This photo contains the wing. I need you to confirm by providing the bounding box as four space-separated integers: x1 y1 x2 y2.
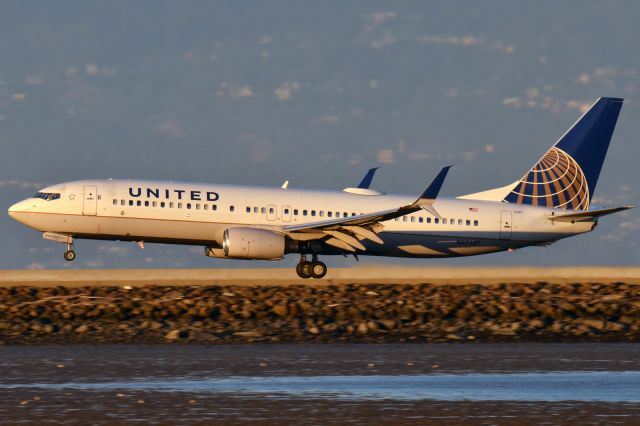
280 166 452 252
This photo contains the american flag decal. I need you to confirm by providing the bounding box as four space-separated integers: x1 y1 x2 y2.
468 207 478 212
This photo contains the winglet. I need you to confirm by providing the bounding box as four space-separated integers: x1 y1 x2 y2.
281 180 289 189
415 166 453 205
357 167 380 189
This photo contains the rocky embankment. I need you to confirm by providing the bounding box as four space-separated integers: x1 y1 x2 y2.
1 282 639 344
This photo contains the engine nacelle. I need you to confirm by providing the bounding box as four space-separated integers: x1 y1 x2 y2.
221 227 285 260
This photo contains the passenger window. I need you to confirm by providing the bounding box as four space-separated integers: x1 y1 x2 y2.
294 209 298 215
187 203 192 209
269 207 275 214
450 219 454 225
261 207 266 214
121 200 125 206
113 199 118 205
403 217 408 222
129 200 134 206
178 203 183 209
419 217 423 223
435 218 440 224
204 204 208 210
311 210 316 217
284 208 290 215
474 220 479 226
335 212 340 217
411 217 415 222
230 206 234 212
328 211 332 217
246 207 251 213
466 219 470 226
427 217 432 223
136 200 142 207
170 202 174 208
458 219 463 225
343 212 348 217
196 204 201 210
303 210 308 216
442 219 447 224
254 207 259 213
145 201 149 207
351 213 356 216
152 201 157 207
212 204 217 211
319 211 324 217
161 202 165 208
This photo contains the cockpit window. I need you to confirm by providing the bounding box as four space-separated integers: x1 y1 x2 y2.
33 192 61 201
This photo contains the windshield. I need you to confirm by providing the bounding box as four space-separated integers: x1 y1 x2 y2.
33 192 61 201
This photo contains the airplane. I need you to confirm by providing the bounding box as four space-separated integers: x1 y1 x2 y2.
8 97 634 279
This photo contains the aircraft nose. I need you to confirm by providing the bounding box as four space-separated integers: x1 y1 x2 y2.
8 200 28 224
8 202 19 218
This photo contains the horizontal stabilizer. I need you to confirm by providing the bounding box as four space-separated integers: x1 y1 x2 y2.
548 206 634 222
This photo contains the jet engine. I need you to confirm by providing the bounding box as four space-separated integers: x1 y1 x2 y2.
220 227 286 260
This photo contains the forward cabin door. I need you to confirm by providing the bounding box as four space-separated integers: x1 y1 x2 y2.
83 185 98 216
499 210 512 240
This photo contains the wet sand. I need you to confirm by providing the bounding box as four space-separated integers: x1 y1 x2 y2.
2 344 640 425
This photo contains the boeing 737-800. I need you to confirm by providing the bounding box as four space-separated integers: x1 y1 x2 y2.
8 97 634 278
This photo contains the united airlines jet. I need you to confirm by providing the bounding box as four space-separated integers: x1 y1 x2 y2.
8 97 633 278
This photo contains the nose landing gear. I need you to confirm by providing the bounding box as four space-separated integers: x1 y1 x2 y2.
42 233 77 262
296 254 327 279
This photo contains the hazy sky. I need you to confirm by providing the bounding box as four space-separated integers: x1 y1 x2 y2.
1 1 638 269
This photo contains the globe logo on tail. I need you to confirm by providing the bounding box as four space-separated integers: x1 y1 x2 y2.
504 147 589 210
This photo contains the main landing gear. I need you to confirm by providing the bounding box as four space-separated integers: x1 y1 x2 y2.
296 254 327 279
64 243 76 262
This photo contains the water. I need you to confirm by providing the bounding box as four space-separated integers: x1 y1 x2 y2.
2 344 640 424
5 372 640 402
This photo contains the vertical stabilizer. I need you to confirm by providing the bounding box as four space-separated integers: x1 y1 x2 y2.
502 97 623 210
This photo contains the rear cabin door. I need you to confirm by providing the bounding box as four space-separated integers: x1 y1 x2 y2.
83 185 98 216
499 210 512 240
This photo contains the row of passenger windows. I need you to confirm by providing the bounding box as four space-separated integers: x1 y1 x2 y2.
113 199 479 226
395 216 479 226
113 199 363 217
245 206 361 218
113 199 218 210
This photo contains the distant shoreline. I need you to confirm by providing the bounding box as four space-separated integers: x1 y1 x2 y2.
1 266 640 287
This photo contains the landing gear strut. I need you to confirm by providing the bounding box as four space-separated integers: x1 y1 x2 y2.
64 243 76 262
296 254 327 279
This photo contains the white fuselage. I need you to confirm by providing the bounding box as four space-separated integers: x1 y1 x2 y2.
8 179 595 259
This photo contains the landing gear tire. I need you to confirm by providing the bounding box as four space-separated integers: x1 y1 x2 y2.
310 261 327 279
297 262 313 279
64 250 76 262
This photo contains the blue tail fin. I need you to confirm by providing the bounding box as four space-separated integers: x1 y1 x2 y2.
503 97 623 210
